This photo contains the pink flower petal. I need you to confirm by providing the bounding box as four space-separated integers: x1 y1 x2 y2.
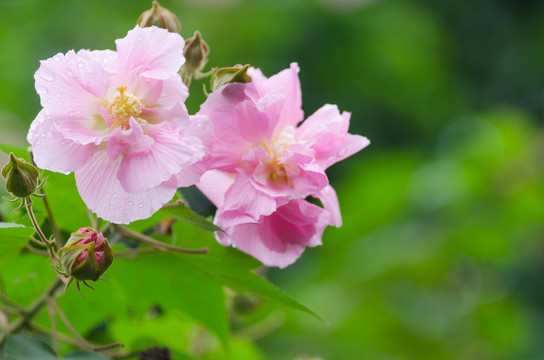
115 26 185 80
219 173 277 226
118 121 205 193
297 104 370 168
316 185 342 227
35 50 111 120
75 150 177 224
216 199 329 268
28 111 96 174
248 62 303 130
197 170 236 208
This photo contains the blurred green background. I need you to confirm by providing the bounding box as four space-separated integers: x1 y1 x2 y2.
1 0 543 359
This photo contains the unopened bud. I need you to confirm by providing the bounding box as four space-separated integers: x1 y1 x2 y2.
59 228 114 282
211 64 252 91
183 31 209 73
137 1 181 33
1 153 40 198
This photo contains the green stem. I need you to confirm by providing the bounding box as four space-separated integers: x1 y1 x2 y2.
25 198 58 264
115 225 208 255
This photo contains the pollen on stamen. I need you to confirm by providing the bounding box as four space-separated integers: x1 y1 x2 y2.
107 85 142 129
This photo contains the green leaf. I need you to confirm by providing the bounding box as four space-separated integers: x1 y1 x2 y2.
172 223 325 322
56 251 230 348
4 335 56 360
0 143 30 162
162 201 222 233
0 222 34 260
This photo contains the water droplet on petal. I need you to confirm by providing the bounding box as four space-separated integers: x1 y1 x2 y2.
112 193 118 198
53 54 62 62
36 86 48 94
67 70 74 77
109 205 115 210
77 62 84 68
128 201 133 206
232 244 237 248
138 203 144 208
137 35 143 41
38 71 54 82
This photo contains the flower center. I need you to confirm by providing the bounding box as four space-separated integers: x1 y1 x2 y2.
264 126 296 186
107 86 142 129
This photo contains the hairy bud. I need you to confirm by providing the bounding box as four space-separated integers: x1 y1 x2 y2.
211 64 252 91
183 31 209 73
137 1 181 33
1 153 40 198
59 228 114 282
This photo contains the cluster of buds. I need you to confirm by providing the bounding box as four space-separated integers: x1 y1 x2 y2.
1 153 41 199
58 228 114 285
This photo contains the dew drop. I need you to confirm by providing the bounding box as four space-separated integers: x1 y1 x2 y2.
67 70 74 77
109 205 115 210
137 35 143 41
128 201 133 206
57 101 62 106
38 71 54 82
53 54 62 62
106 193 111 198
338 148 347 157
138 203 144 208
232 244 237 248
36 86 48 94
112 193 118 198
77 62 84 68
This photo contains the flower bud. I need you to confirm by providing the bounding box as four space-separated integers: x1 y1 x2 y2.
210 64 252 91
1 153 40 198
183 31 209 73
58 228 114 282
137 1 181 33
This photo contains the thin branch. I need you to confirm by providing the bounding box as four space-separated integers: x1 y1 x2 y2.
5 278 64 336
0 294 25 313
115 248 158 259
49 299 124 351
25 198 52 246
114 225 208 255
46 299 58 356
32 324 126 353
25 243 49 256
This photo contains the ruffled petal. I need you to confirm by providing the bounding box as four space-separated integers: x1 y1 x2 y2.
115 26 185 80
316 185 342 227
198 83 262 171
248 62 303 130
27 111 96 174
75 150 176 224
218 173 277 227
296 104 370 169
118 121 205 193
197 170 236 208
35 50 111 121
215 199 329 268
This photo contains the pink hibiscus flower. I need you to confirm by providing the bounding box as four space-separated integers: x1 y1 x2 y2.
28 26 210 224
197 63 369 267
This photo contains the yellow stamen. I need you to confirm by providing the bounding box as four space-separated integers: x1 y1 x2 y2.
107 86 142 129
